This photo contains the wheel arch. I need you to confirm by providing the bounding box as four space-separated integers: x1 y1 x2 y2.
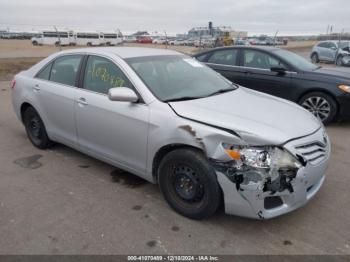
152 143 205 183
20 102 34 122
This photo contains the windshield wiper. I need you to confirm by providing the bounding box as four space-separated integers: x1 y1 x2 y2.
206 87 236 97
163 96 203 102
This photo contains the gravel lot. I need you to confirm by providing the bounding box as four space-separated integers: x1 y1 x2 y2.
0 40 350 255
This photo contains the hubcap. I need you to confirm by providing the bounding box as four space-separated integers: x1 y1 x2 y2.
172 165 204 203
302 96 331 121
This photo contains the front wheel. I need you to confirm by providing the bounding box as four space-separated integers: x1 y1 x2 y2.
23 107 53 149
336 56 344 66
311 53 319 63
158 148 221 219
299 92 337 125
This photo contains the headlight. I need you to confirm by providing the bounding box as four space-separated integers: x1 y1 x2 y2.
222 144 301 170
338 84 350 93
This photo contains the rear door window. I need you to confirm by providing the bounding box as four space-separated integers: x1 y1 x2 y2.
36 62 52 80
242 50 286 70
207 49 238 66
50 55 82 86
317 42 328 48
83 55 133 95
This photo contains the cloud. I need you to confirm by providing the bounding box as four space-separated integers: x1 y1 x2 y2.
0 0 349 35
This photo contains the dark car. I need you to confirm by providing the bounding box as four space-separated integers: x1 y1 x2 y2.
193 46 350 124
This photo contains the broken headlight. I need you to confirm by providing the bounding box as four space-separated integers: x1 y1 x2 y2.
217 144 302 193
222 144 301 170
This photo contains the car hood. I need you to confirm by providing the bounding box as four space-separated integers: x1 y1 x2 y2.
169 87 320 145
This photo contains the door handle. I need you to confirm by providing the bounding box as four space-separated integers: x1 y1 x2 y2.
77 97 88 105
33 84 40 91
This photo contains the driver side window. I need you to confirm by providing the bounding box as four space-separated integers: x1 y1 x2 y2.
83 56 133 95
243 50 286 70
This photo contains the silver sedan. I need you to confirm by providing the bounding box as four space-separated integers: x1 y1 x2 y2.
11 47 330 219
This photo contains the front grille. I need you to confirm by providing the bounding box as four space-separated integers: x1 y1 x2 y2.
295 141 327 165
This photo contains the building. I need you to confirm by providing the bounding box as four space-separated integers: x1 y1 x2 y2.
188 23 247 38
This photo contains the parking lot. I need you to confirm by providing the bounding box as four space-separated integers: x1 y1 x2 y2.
0 40 350 255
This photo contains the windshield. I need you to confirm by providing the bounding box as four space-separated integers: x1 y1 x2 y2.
126 55 236 102
273 49 318 71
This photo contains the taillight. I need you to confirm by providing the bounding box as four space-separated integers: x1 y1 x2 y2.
11 79 16 89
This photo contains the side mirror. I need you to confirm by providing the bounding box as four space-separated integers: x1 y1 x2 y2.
270 66 286 74
330 46 337 50
108 87 139 102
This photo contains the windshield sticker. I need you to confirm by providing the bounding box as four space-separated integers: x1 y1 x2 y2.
183 58 204 68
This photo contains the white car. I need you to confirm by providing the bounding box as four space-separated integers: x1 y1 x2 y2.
11 47 329 220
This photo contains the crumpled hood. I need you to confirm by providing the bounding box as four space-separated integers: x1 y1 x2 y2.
169 87 320 145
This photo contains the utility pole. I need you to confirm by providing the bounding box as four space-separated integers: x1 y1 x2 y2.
164 30 168 49
273 30 279 46
53 25 62 51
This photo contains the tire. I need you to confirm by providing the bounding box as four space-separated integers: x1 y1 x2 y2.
23 107 53 149
311 53 319 63
299 92 337 125
336 55 344 66
87 42 92 46
158 148 221 219
32 41 38 46
55 41 60 47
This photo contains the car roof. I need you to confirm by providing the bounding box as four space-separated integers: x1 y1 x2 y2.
193 45 280 56
57 47 181 59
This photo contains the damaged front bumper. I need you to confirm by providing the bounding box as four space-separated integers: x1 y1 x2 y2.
214 128 330 219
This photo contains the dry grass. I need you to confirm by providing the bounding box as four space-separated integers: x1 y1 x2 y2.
0 57 43 80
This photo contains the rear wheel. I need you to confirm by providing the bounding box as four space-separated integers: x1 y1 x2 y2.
311 53 319 63
23 107 53 149
299 92 337 125
158 148 221 219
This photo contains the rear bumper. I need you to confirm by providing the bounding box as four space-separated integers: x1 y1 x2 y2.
216 129 330 219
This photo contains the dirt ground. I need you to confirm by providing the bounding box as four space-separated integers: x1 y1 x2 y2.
1 79 350 255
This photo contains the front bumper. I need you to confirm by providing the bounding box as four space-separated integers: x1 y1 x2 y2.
216 128 330 219
341 55 350 65
337 93 350 119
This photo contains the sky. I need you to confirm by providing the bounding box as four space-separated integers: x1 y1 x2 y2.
0 0 349 36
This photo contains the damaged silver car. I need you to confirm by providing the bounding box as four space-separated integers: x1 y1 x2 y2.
11 47 330 219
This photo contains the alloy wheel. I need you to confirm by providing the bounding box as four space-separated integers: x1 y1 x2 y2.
301 96 331 121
